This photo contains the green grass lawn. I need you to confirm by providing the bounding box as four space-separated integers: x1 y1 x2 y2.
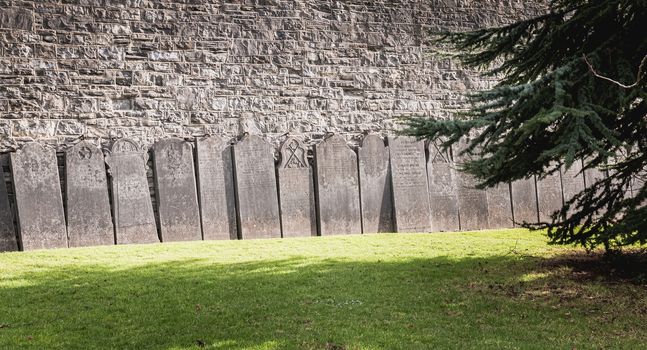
1 229 646 349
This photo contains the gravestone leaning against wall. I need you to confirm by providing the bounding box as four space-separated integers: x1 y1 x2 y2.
561 159 585 214
105 138 159 244
314 134 362 235
452 139 490 231
358 134 394 233
195 136 238 240
65 141 115 247
426 140 459 232
536 167 563 222
511 177 539 226
0 155 17 251
153 138 202 242
277 137 317 237
388 136 431 233
232 134 281 239
11 142 67 250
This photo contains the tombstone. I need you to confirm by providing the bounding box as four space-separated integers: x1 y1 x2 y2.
486 183 513 229
536 169 563 222
277 137 317 237
561 159 585 211
232 135 281 239
105 138 159 244
195 136 237 240
358 134 394 233
388 136 431 233
313 134 362 235
453 140 489 231
65 141 115 247
153 138 202 242
426 140 459 232
583 165 607 189
0 155 17 251
511 177 539 226
11 142 67 250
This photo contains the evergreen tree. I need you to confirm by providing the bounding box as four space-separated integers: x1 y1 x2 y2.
403 0 647 250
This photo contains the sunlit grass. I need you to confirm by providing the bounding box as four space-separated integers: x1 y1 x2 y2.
0 229 646 349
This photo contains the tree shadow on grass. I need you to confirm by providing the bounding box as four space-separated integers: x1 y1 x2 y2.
1 252 647 350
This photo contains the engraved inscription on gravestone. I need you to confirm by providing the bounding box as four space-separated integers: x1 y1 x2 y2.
486 183 513 229
536 169 563 222
65 141 115 247
11 142 67 250
511 177 539 226
232 135 281 239
277 137 317 237
426 140 459 232
388 136 431 233
153 138 202 242
195 136 237 240
453 139 489 231
0 155 17 252
105 138 159 244
314 134 362 235
358 134 394 233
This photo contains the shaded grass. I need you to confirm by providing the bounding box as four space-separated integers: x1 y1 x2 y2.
0 229 646 349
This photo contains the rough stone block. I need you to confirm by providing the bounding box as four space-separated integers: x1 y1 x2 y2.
511 177 539 226
314 134 362 235
426 140 459 232
277 137 317 237
195 136 237 240
65 141 114 247
232 135 281 239
153 138 202 242
105 138 159 244
11 142 67 250
358 134 394 233
0 155 17 252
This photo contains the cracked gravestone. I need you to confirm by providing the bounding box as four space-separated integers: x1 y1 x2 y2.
65 141 114 247
105 138 159 244
314 134 362 235
232 135 281 239
11 142 67 250
358 134 394 233
153 138 202 242
195 136 237 240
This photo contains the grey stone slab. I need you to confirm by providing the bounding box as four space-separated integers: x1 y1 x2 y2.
232 135 281 239
0 155 17 252
153 138 202 242
536 170 563 222
11 142 67 250
511 177 538 226
486 183 513 229
105 138 159 244
561 160 585 208
426 140 459 232
195 136 237 240
453 140 489 231
358 134 394 233
65 141 114 247
584 166 607 189
388 136 431 233
277 137 317 237
314 134 362 235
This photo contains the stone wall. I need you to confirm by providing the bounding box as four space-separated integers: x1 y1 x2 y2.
0 0 543 152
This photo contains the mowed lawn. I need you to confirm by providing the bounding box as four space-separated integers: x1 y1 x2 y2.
1 230 646 349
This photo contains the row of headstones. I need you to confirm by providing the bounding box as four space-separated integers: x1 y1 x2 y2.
0 134 600 251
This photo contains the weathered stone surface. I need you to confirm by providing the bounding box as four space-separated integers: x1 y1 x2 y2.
388 136 431 233
277 137 317 237
153 138 202 242
511 177 538 226
314 135 362 235
105 138 159 244
195 136 237 240
232 135 281 239
0 155 17 252
561 160 585 209
426 140 459 232
11 142 67 250
358 134 394 233
453 140 489 231
536 170 563 222
486 183 513 229
584 166 607 189
65 141 114 247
